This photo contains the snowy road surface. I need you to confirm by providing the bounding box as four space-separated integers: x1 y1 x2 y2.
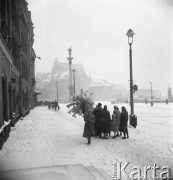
0 103 173 177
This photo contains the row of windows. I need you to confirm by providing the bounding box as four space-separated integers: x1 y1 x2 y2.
1 72 30 125
0 0 32 74
12 35 20 71
1 73 16 124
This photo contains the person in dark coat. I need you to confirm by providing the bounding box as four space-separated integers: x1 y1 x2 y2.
83 105 95 145
54 100 58 111
48 102 51 110
51 101 54 109
99 105 111 139
93 103 102 137
119 106 129 139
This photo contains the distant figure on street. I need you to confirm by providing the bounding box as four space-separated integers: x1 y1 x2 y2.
54 100 58 111
48 102 51 110
99 105 111 139
93 103 102 138
119 106 129 139
51 101 54 109
83 104 95 145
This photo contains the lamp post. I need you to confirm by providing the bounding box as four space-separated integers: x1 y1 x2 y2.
56 81 58 104
67 47 73 102
126 29 137 128
72 69 76 95
150 82 153 106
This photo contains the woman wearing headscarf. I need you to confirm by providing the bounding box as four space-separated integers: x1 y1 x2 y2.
110 110 117 138
119 106 129 139
110 106 121 138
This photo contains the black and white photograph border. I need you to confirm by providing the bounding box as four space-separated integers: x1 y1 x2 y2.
0 0 173 180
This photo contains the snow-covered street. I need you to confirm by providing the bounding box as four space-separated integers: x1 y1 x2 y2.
0 103 173 177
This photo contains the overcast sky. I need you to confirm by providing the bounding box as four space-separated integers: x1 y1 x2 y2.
27 0 173 97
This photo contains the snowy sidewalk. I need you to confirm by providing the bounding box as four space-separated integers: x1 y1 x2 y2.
0 104 173 178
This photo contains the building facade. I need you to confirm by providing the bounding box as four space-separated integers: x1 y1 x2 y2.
36 59 92 103
89 79 113 101
168 87 173 101
0 0 36 149
89 80 129 102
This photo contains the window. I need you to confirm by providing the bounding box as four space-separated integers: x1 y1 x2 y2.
2 73 7 122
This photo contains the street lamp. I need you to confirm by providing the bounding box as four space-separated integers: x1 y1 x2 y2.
150 82 153 106
72 69 76 95
126 29 137 128
56 81 58 104
67 47 73 102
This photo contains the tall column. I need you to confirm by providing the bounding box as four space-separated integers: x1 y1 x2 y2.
72 69 76 95
67 47 73 102
56 81 58 104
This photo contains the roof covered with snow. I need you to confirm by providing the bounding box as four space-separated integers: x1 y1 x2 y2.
58 71 69 80
90 79 112 87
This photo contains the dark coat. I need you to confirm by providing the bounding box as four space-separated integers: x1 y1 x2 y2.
83 112 95 139
93 107 102 134
54 101 58 107
119 111 128 132
98 109 111 133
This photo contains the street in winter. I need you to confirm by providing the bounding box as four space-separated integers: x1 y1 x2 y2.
0 103 173 179
0 0 173 179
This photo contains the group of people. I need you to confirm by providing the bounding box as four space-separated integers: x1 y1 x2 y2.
48 100 60 111
83 103 129 145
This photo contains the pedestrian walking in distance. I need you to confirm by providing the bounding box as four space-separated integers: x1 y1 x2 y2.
83 105 95 145
54 100 58 111
119 106 129 139
48 102 51 110
51 101 54 109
